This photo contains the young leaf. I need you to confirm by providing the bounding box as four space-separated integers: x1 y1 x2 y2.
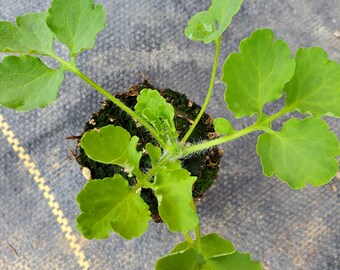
0 56 64 112
213 118 234 135
257 118 340 189
0 12 54 55
185 0 244 43
153 162 198 233
156 248 205 270
172 233 235 257
208 0 244 42
80 125 142 174
76 175 151 240
284 47 340 117
135 89 178 144
46 0 106 55
222 29 295 118
202 252 263 270
145 142 162 167
185 11 216 43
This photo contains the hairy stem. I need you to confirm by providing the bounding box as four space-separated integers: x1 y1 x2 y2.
180 37 222 144
140 152 173 186
182 106 291 156
261 106 293 126
50 54 168 149
183 123 260 156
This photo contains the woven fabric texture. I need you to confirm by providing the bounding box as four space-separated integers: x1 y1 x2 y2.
0 0 339 269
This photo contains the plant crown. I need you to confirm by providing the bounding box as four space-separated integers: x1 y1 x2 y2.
0 0 339 269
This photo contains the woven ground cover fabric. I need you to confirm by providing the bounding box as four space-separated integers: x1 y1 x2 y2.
0 0 339 269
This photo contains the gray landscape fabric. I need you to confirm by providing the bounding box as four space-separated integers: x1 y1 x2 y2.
0 0 339 269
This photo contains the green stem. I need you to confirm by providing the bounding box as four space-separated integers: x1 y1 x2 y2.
139 152 173 186
261 106 293 126
190 201 202 252
50 54 167 149
131 182 142 193
182 106 292 157
185 233 195 247
195 224 202 252
183 123 260 156
180 37 222 144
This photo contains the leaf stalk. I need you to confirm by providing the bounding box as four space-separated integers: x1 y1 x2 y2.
180 36 222 144
185 233 195 247
190 201 202 252
182 107 291 156
50 53 168 149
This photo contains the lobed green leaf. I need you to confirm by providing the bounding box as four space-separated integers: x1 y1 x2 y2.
284 47 340 117
80 125 142 174
0 55 64 112
135 89 177 144
257 118 340 189
172 233 235 257
46 0 106 55
159 233 262 270
222 28 295 118
76 175 151 240
153 162 198 234
201 252 263 270
0 12 54 55
185 0 244 43
156 248 205 270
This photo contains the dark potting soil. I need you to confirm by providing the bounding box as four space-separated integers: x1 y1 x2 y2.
76 81 223 222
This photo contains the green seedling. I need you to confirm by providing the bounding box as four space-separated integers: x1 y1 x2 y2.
0 0 339 269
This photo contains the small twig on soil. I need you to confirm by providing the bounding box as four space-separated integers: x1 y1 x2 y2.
67 147 80 162
6 242 18 257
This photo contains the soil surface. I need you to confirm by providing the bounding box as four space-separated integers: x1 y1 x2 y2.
77 81 223 222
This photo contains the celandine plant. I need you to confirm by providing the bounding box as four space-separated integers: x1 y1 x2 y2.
0 0 339 269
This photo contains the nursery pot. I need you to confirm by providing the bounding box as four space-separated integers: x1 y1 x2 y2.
76 81 223 222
